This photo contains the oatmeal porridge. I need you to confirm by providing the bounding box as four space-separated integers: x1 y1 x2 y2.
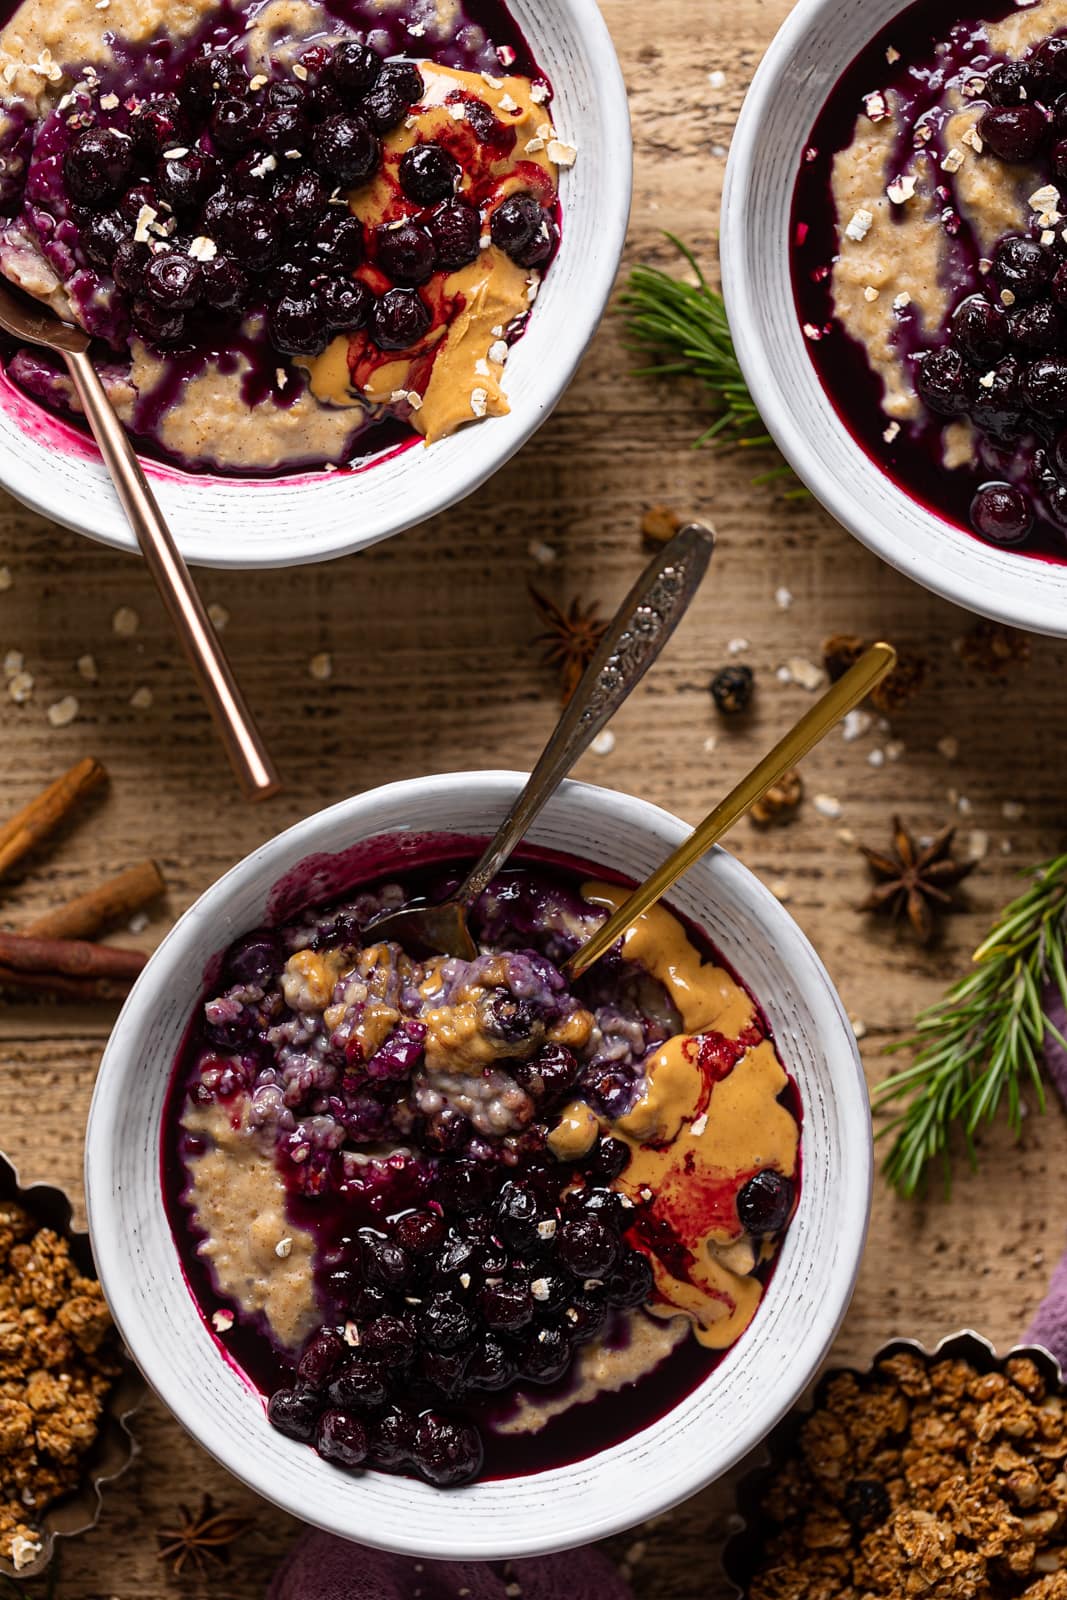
162 848 802 1488
0 0 568 474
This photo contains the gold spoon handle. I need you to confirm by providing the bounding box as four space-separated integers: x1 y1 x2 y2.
63 348 281 802
565 642 897 981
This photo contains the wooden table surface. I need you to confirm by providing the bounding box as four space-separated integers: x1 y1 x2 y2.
2 0 1066 1593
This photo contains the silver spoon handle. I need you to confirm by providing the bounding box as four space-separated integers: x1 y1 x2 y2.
456 522 716 906
63 348 281 803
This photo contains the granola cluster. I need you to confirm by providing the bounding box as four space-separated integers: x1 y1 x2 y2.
0 1201 121 1570
746 1351 1067 1600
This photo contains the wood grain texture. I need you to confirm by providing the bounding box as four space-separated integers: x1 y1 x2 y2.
2 0 1066 1592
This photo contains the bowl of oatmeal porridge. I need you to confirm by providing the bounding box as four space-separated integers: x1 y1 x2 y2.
85 771 870 1557
722 0 1067 636
0 0 630 566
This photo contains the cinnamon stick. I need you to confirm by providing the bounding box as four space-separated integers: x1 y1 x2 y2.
0 931 146 982
0 966 136 1003
25 859 165 941
0 758 108 879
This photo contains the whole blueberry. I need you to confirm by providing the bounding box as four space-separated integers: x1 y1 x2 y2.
130 93 187 156
182 50 248 113
586 1136 631 1182
227 197 282 267
419 1347 470 1399
81 210 127 268
370 1407 416 1467
131 296 187 345
261 103 310 152
211 95 262 153
361 1234 412 1290
267 1384 321 1441
312 113 380 185
412 1412 483 1487
843 1478 892 1531
1036 35 1067 87
427 199 481 271
230 148 280 197
557 1215 619 1280
994 235 1055 302
363 61 423 134
321 275 372 332
970 358 1026 439
606 1248 655 1309
315 1408 368 1469
370 285 431 350
393 1209 446 1256
490 192 557 267
64 127 135 206
978 103 1049 162
328 1357 388 1411
276 170 328 233
111 237 149 294
399 142 461 206
519 1325 571 1385
313 213 365 269
566 1290 608 1344
119 181 159 223
494 1179 545 1249
199 254 247 311
1011 300 1062 352
466 1335 515 1391
985 60 1035 106
297 1326 345 1389
951 294 1008 365
736 1169 795 1234
435 1157 494 1214
970 482 1033 546
478 1280 534 1332
419 1293 475 1352
361 1313 417 1362
157 149 219 211
376 218 437 284
916 347 971 416
515 1041 579 1104
142 251 202 310
328 40 383 96
1022 355 1067 415
304 81 345 124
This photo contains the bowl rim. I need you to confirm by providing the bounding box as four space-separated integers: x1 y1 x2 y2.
85 770 873 1556
0 0 633 572
720 0 1067 639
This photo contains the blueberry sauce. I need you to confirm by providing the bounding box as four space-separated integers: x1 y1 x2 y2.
0 0 559 477
792 0 1067 564
160 841 803 1485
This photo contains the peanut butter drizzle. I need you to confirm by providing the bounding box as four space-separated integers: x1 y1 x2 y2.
551 884 800 1350
300 61 559 444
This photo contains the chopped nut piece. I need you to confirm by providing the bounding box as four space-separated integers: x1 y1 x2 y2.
750 769 803 827
46 695 79 728
640 504 683 547
958 620 1031 677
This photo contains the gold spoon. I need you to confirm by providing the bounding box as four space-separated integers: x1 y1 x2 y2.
565 642 897 980
365 522 717 959
0 282 280 802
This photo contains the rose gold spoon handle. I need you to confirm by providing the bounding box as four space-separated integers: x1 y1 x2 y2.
63 347 281 802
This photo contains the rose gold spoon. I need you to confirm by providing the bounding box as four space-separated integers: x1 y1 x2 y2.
0 282 280 801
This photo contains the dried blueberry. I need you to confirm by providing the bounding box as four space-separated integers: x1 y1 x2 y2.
64 127 135 205
490 192 557 267
376 218 436 284
970 482 1032 546
399 143 461 206
709 663 754 714
312 113 380 185
951 294 1008 365
736 1169 795 1234
370 285 431 350
267 1385 321 1441
427 199 481 271
915 346 971 416
978 103 1049 161
843 1478 891 1530
321 275 372 332
143 251 202 310
316 1408 368 1468
328 40 383 96
412 1412 483 1487
557 1216 619 1279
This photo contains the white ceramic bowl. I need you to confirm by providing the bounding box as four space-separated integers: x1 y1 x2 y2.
0 2 630 570
721 0 1067 638
85 771 871 1558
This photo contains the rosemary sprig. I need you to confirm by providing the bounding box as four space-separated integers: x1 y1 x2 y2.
875 851 1067 1198
618 235 794 482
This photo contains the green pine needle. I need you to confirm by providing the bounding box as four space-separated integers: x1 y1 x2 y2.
875 851 1067 1198
618 234 799 487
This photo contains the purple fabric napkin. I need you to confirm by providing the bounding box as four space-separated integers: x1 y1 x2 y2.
1023 984 1067 1364
266 1532 634 1600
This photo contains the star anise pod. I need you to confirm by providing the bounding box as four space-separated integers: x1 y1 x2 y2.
529 584 609 704
156 1493 254 1575
858 816 977 944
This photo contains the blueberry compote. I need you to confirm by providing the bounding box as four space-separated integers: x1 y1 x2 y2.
162 849 802 1488
0 0 564 475
793 0 1067 562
